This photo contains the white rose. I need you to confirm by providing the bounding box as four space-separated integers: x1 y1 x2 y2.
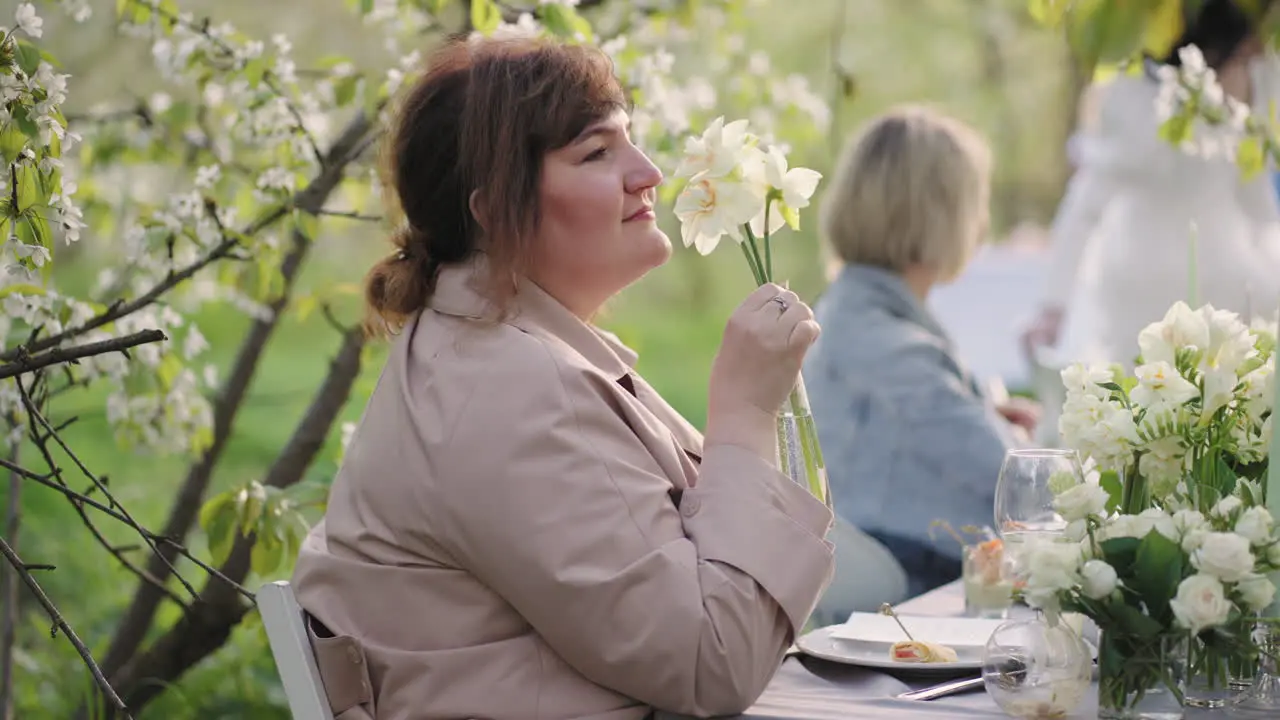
1171 574 1233 633
1172 509 1207 538
1212 496 1243 519
1139 508 1179 541
1236 507 1274 546
1053 483 1110 523
1022 540 1085 601
1268 542 1280 568
1080 559 1120 600
1064 518 1089 543
1236 574 1277 613
1183 529 1209 554
1192 532 1256 582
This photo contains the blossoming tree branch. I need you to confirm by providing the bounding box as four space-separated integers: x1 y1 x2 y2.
0 0 835 716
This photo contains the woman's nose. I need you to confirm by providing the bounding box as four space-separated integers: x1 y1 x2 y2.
625 148 664 194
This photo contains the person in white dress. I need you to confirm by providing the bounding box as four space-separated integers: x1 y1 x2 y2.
1025 0 1280 368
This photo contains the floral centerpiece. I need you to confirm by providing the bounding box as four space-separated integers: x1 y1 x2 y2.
671 117 829 506
1020 301 1280 718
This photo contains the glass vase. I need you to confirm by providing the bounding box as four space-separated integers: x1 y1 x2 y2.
1096 631 1187 720
1235 619 1280 716
1185 633 1249 708
775 374 831 508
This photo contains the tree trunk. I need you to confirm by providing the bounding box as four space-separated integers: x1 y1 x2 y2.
0 444 21 720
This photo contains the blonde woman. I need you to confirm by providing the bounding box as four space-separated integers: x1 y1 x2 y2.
804 106 1031 598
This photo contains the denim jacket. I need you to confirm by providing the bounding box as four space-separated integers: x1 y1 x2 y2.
803 265 1020 572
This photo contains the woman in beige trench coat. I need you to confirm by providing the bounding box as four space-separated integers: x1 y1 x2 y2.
291 34 835 720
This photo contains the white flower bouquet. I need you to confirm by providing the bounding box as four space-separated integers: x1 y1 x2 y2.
671 117 829 506
1058 301 1274 514
1033 301 1280 713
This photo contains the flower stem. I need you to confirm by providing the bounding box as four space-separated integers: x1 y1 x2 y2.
743 225 770 284
763 198 774 281
739 237 766 286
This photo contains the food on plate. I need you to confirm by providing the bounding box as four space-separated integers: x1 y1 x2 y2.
889 639 959 663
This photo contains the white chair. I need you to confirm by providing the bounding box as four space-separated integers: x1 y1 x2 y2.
258 580 337 720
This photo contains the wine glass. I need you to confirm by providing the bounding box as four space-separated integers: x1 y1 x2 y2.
994 448 1084 584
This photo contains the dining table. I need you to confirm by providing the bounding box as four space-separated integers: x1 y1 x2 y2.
715 581 1248 719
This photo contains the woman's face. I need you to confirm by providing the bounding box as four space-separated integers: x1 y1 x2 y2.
529 109 669 318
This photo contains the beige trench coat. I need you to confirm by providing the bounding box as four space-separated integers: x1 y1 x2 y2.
292 260 835 720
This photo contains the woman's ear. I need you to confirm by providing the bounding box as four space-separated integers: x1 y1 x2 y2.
468 189 488 232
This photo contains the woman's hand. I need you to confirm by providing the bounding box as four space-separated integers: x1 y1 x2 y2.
997 396 1041 435
1020 305 1064 360
705 283 821 460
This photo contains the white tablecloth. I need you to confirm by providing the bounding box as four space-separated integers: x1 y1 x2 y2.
724 582 1230 719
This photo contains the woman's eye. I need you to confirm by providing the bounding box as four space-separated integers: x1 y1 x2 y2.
584 147 608 162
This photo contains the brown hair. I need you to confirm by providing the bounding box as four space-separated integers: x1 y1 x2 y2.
364 35 628 336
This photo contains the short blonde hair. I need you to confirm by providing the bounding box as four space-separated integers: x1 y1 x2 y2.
820 106 992 282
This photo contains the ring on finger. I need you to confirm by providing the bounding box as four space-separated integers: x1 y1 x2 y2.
770 295 790 312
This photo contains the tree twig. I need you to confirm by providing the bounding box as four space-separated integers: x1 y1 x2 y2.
0 534 131 719
0 330 167 380
15 381 200 602
314 208 382 222
0 457 252 602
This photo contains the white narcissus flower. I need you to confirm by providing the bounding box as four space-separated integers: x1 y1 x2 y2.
1137 302 1210 367
1130 361 1199 412
1235 507 1274 547
1236 574 1276 612
1171 574 1233 633
1060 363 1114 398
672 175 761 255
1192 532 1256 582
674 116 753 180
1080 559 1119 600
747 145 821 236
1052 482 1110 523
1198 305 1258 419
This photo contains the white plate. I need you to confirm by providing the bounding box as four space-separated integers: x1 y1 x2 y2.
795 625 984 674
831 612 1006 647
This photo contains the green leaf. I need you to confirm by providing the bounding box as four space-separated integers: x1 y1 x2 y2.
1066 0 1160 66
198 491 235 531
1238 135 1266 180
243 57 268 87
540 4 593 39
204 499 240 566
12 106 40 143
240 480 268 535
1131 530 1184 622
1027 0 1069 26
471 0 502 34
1100 470 1124 513
360 0 374 14
250 533 285 576
0 123 28 165
14 165 39 213
156 353 182 391
294 293 318 323
294 210 320 242
0 283 46 300
1158 112 1194 146
334 75 360 107
14 41 42 77
116 0 130 19
1100 535 1142 574
1110 602 1166 638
